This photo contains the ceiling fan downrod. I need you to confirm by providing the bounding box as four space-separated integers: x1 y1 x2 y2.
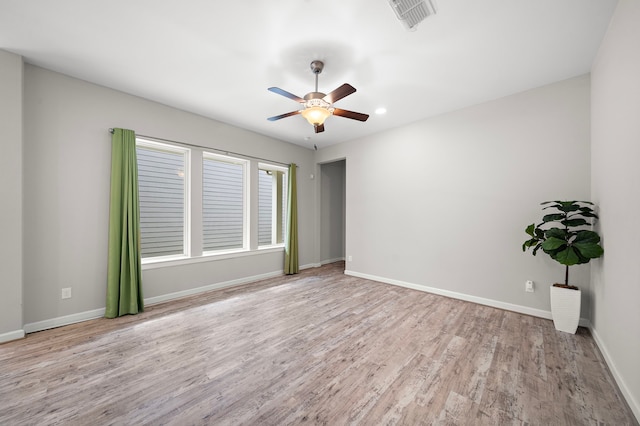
310 60 324 92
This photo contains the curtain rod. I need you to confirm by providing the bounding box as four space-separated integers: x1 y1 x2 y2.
109 128 293 167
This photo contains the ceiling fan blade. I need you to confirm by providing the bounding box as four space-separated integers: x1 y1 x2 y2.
323 84 356 104
267 110 300 121
314 123 325 133
333 108 369 122
268 87 305 103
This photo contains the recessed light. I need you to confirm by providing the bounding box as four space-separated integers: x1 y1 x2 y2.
375 107 387 115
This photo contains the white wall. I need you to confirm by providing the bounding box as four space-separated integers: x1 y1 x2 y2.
320 160 346 263
22 65 316 326
0 50 24 341
316 75 592 318
591 0 640 419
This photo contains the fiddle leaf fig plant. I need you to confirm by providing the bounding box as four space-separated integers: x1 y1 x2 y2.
522 201 604 288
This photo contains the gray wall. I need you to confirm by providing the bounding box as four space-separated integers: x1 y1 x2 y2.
320 160 346 264
22 64 316 325
591 0 640 419
0 50 24 341
316 75 592 317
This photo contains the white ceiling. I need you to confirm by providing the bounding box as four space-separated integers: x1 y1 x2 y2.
1 0 618 150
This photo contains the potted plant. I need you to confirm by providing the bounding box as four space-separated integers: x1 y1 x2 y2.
522 201 604 333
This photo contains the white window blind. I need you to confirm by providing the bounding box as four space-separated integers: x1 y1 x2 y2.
258 170 273 245
136 142 188 259
258 167 287 246
203 155 246 252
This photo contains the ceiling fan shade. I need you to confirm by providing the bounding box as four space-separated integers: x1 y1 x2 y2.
301 106 332 126
267 60 369 133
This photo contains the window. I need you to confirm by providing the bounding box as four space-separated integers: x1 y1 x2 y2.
202 153 248 253
258 165 287 247
135 136 287 266
136 140 189 260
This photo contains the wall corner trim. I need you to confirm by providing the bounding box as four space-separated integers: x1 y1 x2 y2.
0 329 25 344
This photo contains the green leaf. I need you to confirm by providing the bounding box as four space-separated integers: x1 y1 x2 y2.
545 228 567 240
574 242 604 259
542 213 565 223
563 202 581 211
525 224 535 237
575 249 590 264
562 218 588 227
576 209 598 219
542 204 562 211
574 230 601 244
523 240 542 255
553 247 581 265
541 237 566 251
547 201 581 212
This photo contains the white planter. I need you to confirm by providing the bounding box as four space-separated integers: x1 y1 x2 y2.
550 285 581 334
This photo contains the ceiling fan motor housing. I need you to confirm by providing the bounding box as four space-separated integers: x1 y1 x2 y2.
303 93 334 112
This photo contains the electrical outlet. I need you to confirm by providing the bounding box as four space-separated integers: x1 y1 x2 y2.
348 255 353 262
61 287 72 299
525 280 534 293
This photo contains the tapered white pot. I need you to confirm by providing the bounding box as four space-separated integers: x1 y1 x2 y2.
550 285 581 334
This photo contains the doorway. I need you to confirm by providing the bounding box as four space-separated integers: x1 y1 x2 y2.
319 160 346 268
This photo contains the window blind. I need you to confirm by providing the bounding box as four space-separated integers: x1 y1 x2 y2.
136 146 186 258
258 169 287 246
203 157 244 251
258 170 273 245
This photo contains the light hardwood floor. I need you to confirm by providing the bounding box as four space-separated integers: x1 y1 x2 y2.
0 262 636 425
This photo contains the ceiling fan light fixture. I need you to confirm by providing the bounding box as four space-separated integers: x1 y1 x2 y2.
301 106 332 126
267 60 368 134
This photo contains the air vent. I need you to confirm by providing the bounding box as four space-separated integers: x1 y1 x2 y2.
388 0 437 31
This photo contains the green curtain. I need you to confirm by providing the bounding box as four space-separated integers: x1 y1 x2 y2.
106 128 144 318
284 163 299 274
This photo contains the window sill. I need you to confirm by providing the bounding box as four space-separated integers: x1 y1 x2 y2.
141 246 284 270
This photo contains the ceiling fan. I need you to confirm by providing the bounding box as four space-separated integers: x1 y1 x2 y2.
267 60 369 134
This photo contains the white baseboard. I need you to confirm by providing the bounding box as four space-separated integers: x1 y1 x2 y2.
345 269 556 320
320 257 345 266
23 267 312 335
24 308 106 334
590 326 640 422
144 269 285 306
344 269 593 327
0 329 25 343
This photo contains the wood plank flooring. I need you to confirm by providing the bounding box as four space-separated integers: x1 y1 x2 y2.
0 262 637 425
